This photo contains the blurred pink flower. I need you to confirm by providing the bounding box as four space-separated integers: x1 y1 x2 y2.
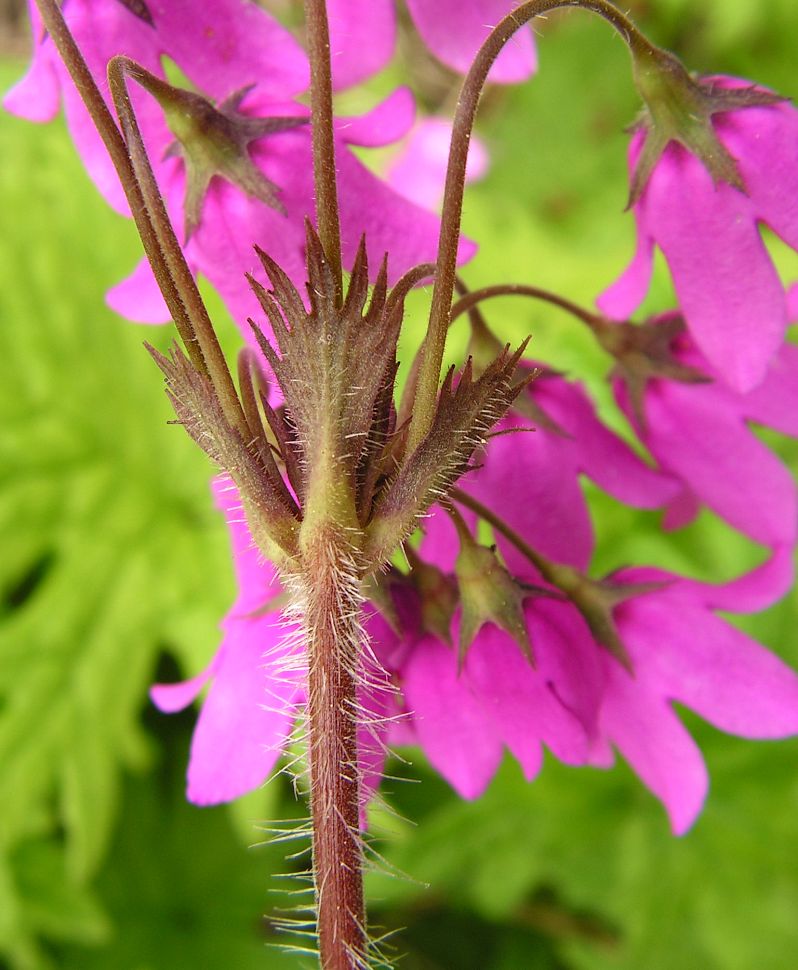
615 317 798 547
6 0 472 333
151 479 401 810
386 117 489 210
327 0 537 88
599 78 798 392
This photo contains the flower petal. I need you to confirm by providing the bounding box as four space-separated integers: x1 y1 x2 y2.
620 590 798 739
641 379 797 546
401 635 503 798
186 616 301 805
601 664 709 836
465 413 594 574
106 257 171 325
636 145 785 391
464 623 590 778
336 87 416 148
538 379 679 508
387 118 489 210
326 0 397 90
405 0 537 83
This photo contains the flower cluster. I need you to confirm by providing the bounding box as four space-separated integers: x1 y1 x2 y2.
10 0 798 844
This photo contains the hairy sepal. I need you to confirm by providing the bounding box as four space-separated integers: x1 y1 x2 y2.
365 342 531 566
147 342 298 561
249 228 404 506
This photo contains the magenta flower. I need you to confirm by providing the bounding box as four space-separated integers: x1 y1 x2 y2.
327 0 537 88
592 555 798 834
6 0 470 332
599 77 798 392
390 596 602 799
150 478 304 805
614 319 798 547
457 370 680 578
386 117 489 210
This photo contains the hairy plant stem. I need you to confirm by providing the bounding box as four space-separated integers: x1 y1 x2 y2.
407 0 655 456
301 523 366 969
304 0 344 306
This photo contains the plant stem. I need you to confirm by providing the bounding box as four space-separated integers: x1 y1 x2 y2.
304 0 344 306
406 0 653 456
450 283 602 328
302 528 366 969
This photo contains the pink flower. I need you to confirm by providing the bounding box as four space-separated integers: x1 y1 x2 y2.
594 555 798 834
599 77 798 393
150 478 304 805
457 371 681 578
389 597 603 799
6 0 471 333
327 0 537 89
386 117 489 211
615 318 798 548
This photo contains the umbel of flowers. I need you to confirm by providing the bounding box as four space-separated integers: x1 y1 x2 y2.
8 0 798 967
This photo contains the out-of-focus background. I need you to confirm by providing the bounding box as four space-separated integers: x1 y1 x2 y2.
2 1 798 967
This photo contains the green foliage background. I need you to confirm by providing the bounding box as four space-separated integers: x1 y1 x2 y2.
1 1 798 966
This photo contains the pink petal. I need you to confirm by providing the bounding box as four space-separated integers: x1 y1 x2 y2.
739 343 798 437
619 590 798 739
717 97 798 254
641 379 797 546
405 0 537 83
691 545 795 613
464 413 594 574
106 257 171 325
336 87 416 148
327 0 397 90
463 623 589 777
150 662 216 714
596 215 655 320
148 0 309 100
526 600 605 738
186 617 301 805
635 144 786 391
336 146 476 285
2 3 59 122
538 379 679 509
211 477 283 613
662 487 701 531
601 664 709 835
401 635 503 798
787 282 798 321
386 118 489 211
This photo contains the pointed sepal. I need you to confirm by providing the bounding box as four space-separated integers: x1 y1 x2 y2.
452 513 533 667
630 44 786 204
592 313 710 428
124 61 307 238
404 545 458 645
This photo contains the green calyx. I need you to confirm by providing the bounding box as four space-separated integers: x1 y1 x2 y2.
453 516 533 667
404 546 459 646
126 61 307 239
591 313 710 428
629 42 786 204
